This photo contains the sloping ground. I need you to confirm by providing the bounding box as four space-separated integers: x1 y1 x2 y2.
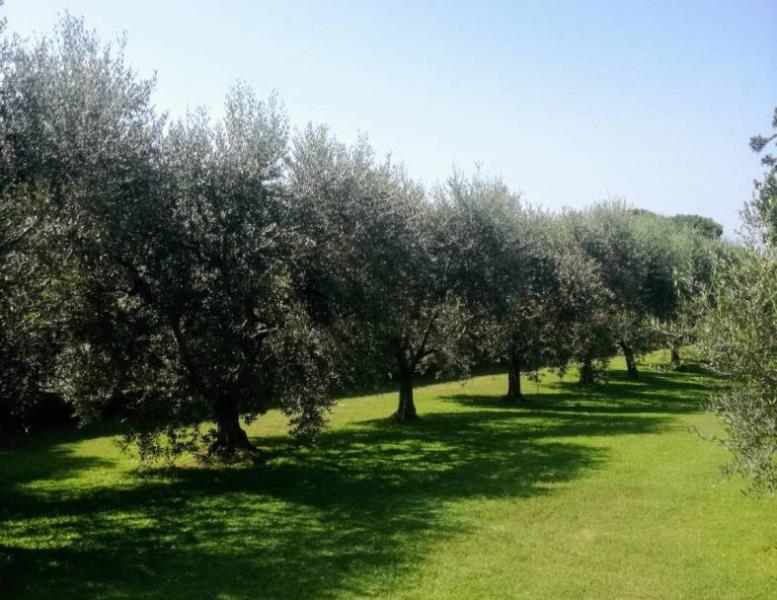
2 352 776 599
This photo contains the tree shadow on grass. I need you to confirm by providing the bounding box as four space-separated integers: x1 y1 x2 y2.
446 364 722 416
0 445 118 490
0 402 675 600
446 390 703 415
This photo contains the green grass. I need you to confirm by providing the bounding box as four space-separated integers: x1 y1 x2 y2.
2 351 777 599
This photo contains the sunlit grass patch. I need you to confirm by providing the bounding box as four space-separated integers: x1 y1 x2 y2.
2 352 776 599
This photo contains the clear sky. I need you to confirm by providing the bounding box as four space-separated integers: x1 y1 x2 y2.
4 1 776 237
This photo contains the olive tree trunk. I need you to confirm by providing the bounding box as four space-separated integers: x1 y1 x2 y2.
620 341 639 379
170 318 254 456
392 359 418 422
209 396 255 456
579 355 595 386
505 352 524 403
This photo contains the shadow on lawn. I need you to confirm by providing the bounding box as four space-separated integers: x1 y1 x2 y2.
1 371 691 600
447 364 721 416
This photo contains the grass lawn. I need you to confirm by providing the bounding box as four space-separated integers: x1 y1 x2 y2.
2 351 777 599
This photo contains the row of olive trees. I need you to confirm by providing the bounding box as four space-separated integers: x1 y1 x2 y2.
0 16 721 459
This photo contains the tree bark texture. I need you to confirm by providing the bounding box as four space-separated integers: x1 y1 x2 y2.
579 356 595 386
393 359 418 422
209 396 255 456
620 341 639 379
505 352 524 403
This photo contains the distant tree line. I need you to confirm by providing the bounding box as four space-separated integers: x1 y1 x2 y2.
0 16 731 463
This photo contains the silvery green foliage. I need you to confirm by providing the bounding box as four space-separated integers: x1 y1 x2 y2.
650 231 729 367
1 16 335 457
560 202 692 378
693 106 777 494
559 206 625 376
0 13 737 455
744 107 777 245
289 128 471 419
264 305 337 441
695 249 777 494
105 87 335 456
552 246 615 381
0 14 160 433
287 126 402 385
437 171 569 397
0 14 185 445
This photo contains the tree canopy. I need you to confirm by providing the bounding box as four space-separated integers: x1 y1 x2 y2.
0 15 731 463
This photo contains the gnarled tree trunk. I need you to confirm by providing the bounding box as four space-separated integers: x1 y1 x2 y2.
505 351 524 403
620 341 638 379
579 355 595 386
209 396 255 457
169 317 255 457
393 359 417 422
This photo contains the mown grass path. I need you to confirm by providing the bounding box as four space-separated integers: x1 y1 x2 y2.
2 352 777 599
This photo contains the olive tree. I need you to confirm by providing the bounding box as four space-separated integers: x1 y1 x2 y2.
693 107 777 493
650 226 725 370
2 16 335 458
289 128 470 422
555 246 615 385
560 204 637 380
562 202 686 380
439 172 567 402
695 248 777 493
62 89 336 459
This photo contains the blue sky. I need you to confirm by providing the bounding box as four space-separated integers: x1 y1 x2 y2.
5 1 776 237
